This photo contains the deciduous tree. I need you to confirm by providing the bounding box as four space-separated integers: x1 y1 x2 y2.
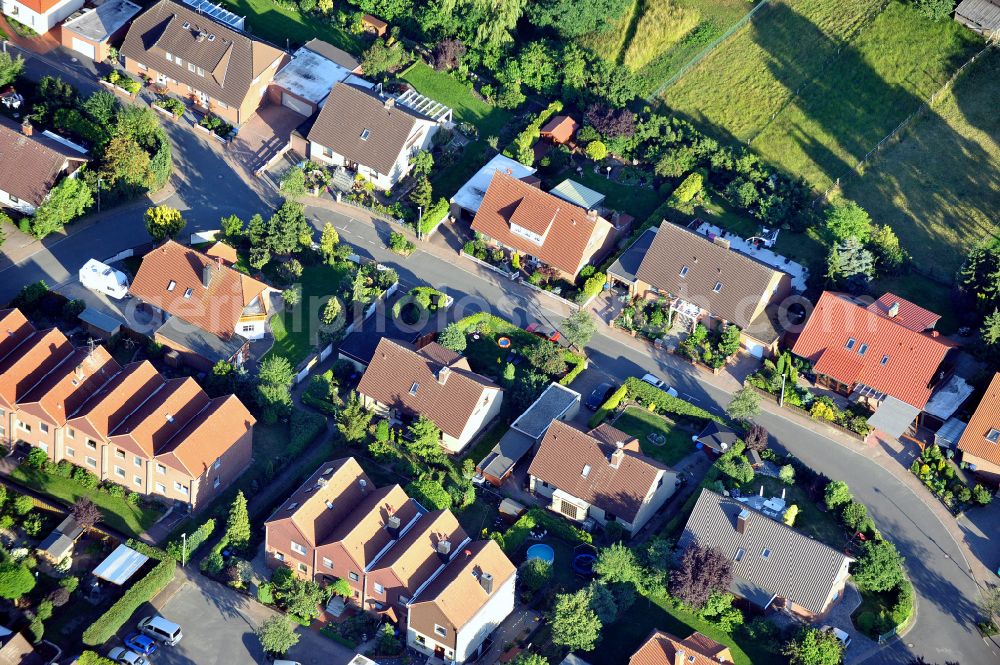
70 498 101 530
824 480 852 510
562 309 597 349
0 52 24 88
825 200 872 243
437 323 466 352
783 627 843 665
726 387 760 422
256 616 299 655
670 543 732 609
744 423 769 453
528 0 631 37
361 39 405 79
550 589 602 651
144 205 185 242
0 563 35 600
31 176 93 238
852 539 905 592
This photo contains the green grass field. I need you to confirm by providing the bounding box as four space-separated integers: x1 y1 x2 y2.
218 0 363 51
843 47 1000 284
663 0 888 138
266 262 352 366
750 2 980 189
613 407 693 466
401 62 511 138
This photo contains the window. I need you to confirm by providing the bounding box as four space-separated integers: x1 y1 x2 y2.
349 572 359 582
155 482 166 493
213 457 221 470
274 551 284 562
175 57 183 67
183 288 193 298
66 428 74 439
85 457 97 467
713 282 723 293
241 324 254 332
86 440 97 450
137 62 147 71
987 429 1000 443
880 355 889 366
416 635 425 645
115 466 125 478
115 449 125 459
213 477 221 489
9 194 18 204
174 482 189 495
65 447 75 458
323 558 333 569
409 382 419 395
196 66 204 76
39 422 49 434
360 129 370 140
156 464 166 474
679 265 689 277
17 422 30 432
166 52 173 62
374 582 385 594
434 625 447 638
187 62 196 72
217 101 229 109
291 541 306 555
845 338 856 350
761 548 771 559
298 563 307 573
857 343 869 356
734 548 745 562
581 464 591 478
134 456 142 467
167 280 176 292
134 476 142 486
399 595 410 605
322 146 334 158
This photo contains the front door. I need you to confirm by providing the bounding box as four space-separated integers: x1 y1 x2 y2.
434 646 445 658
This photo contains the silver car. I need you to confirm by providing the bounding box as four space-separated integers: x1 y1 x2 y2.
640 373 679 397
108 647 148 665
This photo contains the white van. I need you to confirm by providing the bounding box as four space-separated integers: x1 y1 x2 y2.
137 615 183 646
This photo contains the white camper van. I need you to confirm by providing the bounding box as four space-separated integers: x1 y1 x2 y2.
79 259 129 300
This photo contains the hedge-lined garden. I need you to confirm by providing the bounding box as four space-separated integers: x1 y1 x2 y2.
82 558 176 646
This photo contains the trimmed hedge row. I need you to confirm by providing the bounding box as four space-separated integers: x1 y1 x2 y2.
559 354 588 387
588 384 628 428
165 518 215 561
623 377 722 425
125 539 168 561
82 558 177 646
501 507 592 554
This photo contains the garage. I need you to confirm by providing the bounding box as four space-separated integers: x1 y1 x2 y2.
281 91 312 117
70 37 96 60
743 339 766 359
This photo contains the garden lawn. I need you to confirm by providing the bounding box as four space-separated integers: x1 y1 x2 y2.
748 475 847 550
462 420 510 466
266 261 353 366
750 1 980 190
613 407 693 466
217 0 362 52
843 47 1000 286
663 0 885 137
10 466 161 538
401 62 511 138
587 594 766 665
558 166 661 222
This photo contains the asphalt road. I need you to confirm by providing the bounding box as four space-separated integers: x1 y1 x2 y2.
1 51 997 665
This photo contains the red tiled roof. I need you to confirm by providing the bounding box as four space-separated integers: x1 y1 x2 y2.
156 395 255 476
66 361 165 442
0 329 74 410
791 292 952 409
956 373 1000 467
866 293 940 332
0 310 34 361
17 347 121 426
629 630 734 665
0 116 87 207
539 116 579 144
470 171 608 276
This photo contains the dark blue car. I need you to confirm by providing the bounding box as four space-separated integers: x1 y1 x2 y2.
124 633 159 656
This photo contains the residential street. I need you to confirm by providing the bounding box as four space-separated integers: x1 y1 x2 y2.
1 44 998 665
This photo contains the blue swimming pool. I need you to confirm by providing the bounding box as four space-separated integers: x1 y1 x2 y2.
526 543 555 564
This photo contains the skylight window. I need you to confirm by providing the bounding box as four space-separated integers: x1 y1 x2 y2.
845 338 856 350
880 355 889 366
166 280 176 291
581 465 591 478
761 548 771 559
734 548 745 562
183 288 193 298
679 265 689 277
987 429 1000 444
713 282 723 293
287 502 298 511
360 129 371 140
857 343 869 356
409 382 419 396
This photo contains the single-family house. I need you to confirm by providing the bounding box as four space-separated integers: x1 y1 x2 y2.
356 339 503 454
308 83 449 191
956 373 1000 484
1 0 82 33
528 420 677 535
121 0 288 126
0 311 255 509
629 630 735 665
406 540 516 663
61 0 142 62
470 171 616 280
680 489 853 622
450 154 536 221
476 382 580 486
622 221 794 358
791 292 956 440
0 116 88 215
268 38 366 117
129 240 273 370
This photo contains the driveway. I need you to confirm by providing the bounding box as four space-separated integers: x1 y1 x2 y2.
229 104 308 176
154 575 357 665
958 501 1000 581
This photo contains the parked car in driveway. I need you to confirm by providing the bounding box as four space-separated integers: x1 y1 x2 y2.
640 373 679 397
585 382 618 410
124 633 159 656
108 647 148 665
138 615 183 645
821 625 852 648
525 322 561 343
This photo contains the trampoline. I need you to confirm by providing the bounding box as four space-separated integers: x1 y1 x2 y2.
572 553 596 576
497 336 512 349
526 543 555 564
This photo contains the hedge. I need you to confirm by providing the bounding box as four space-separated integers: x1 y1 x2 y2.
502 507 591 555
199 535 229 574
165 518 215 561
559 354 588 387
416 197 449 234
82 558 176 646
588 384 628 428
623 377 722 425
124 539 168 561
301 393 338 416
290 410 326 450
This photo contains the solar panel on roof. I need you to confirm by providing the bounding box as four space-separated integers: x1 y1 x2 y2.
180 0 246 30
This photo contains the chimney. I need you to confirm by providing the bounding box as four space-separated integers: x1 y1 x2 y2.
75 364 84 380
359 478 368 493
674 650 687 665
21 120 32 136
386 515 401 538
736 508 749 535
202 265 212 288
436 366 451 385
479 571 493 594
436 539 452 562
384 97 395 110
610 441 624 469
317 477 328 488
888 301 900 318
195 30 206 42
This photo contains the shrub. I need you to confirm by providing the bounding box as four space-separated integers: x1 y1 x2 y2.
257 582 274 605
165 518 215 561
71 466 99 488
588 384 628 428
388 231 415 255
406 478 452 510
290 410 325 451
25 448 48 470
82 559 176 645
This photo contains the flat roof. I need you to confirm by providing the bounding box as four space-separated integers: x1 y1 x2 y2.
79 307 124 334
93 544 148 585
549 178 605 211
511 382 580 440
273 47 354 105
451 154 535 214
923 374 974 421
305 38 360 71
607 227 656 283
63 0 142 42
155 317 246 363
479 428 535 480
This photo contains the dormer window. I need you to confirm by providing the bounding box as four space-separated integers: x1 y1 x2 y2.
845 338 856 350
857 343 869 356
167 280 176 291
713 282 722 293
188 62 196 73
184 288 193 298
360 129 370 140
987 429 1000 444
679 265 689 277
197 66 204 76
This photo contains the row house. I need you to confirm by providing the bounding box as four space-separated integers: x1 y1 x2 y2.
264 457 515 663
0 309 255 510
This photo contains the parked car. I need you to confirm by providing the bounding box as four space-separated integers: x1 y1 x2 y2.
640 373 679 397
525 322 561 343
821 625 852 648
585 382 618 410
108 647 148 665
124 633 159 656
274 661 302 665
137 615 183 646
